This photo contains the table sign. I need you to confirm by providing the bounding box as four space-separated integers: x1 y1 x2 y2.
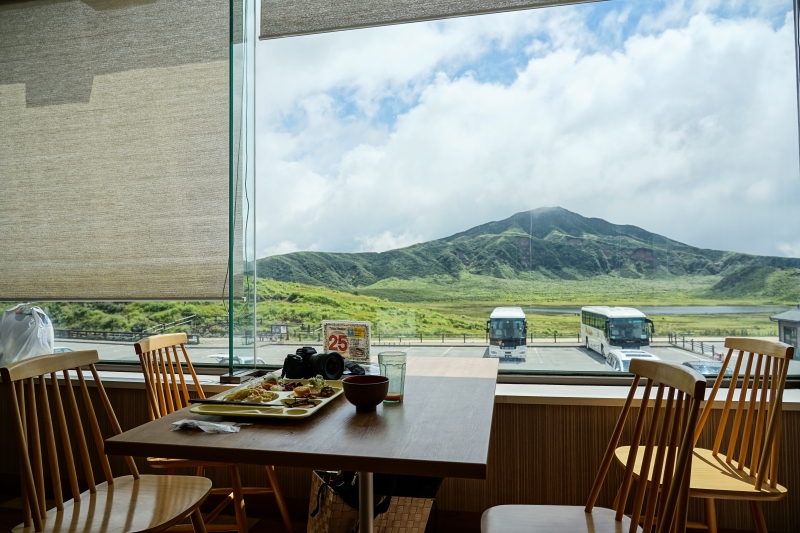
322 320 371 364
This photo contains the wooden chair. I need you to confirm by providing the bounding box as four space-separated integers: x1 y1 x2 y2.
694 338 791 533
482 359 707 533
2 350 211 533
135 333 293 533
616 338 793 533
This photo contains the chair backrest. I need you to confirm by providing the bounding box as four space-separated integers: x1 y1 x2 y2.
693 337 794 491
134 332 205 420
1 350 139 532
585 359 706 533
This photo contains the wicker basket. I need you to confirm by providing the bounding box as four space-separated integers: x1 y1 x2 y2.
373 496 433 533
307 471 434 533
308 471 358 533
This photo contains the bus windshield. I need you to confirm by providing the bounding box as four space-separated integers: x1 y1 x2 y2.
490 318 526 340
608 318 648 342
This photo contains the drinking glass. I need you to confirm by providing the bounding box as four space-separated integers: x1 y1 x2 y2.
378 351 406 403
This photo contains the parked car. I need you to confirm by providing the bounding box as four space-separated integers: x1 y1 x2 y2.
681 361 734 376
606 349 661 372
207 354 267 365
53 347 74 353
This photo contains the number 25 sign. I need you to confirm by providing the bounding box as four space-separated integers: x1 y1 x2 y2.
327 334 349 352
322 320 371 364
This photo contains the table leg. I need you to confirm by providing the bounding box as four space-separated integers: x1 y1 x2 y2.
358 471 373 533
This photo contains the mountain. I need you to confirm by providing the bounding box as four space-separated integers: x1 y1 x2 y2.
256 207 799 293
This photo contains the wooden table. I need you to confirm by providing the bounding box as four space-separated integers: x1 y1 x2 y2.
105 357 498 533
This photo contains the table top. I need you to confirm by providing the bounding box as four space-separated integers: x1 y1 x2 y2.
105 357 499 479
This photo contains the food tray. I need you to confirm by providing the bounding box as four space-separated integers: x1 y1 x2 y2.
190 377 344 419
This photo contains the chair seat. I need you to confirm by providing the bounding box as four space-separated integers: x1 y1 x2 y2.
147 457 232 468
615 446 788 501
481 505 640 533
13 475 212 533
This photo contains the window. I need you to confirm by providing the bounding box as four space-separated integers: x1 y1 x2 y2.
252 0 800 379
7 0 797 380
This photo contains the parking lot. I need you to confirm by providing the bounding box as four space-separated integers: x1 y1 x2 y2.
55 339 715 373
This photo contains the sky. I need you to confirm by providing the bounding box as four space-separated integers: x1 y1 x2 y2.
254 0 800 259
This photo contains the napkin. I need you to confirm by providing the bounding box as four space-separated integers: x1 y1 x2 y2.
171 420 251 433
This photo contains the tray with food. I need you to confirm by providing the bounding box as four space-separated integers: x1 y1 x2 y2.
189 373 343 419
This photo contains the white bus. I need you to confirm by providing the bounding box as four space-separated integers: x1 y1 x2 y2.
486 307 527 360
581 306 654 358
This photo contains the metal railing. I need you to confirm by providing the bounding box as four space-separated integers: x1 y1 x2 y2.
260 330 588 344
54 329 199 345
667 332 719 359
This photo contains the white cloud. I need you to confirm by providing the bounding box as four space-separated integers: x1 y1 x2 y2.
356 231 426 252
255 1 800 258
260 240 301 257
779 242 800 258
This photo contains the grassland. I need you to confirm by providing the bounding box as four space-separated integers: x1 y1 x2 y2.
256 274 783 338
12 272 785 340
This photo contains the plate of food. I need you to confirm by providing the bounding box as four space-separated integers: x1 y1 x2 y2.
189 373 344 419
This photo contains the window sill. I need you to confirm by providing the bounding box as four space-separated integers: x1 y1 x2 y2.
496 384 800 411
38 370 800 411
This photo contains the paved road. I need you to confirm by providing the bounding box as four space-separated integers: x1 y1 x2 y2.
56 339 720 373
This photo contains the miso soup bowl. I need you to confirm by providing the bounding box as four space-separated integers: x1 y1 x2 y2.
342 375 389 412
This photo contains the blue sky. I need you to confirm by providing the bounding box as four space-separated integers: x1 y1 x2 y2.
255 0 799 258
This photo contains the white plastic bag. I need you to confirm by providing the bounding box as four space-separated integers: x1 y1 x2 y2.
0 304 54 367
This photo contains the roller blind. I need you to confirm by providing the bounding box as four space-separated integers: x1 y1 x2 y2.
0 0 240 301
260 0 606 39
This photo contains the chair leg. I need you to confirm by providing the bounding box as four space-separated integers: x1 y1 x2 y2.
229 465 248 533
749 501 768 533
704 499 717 533
204 492 235 524
265 465 293 533
190 509 208 533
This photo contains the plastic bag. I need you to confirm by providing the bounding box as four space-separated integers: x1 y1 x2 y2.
0 304 54 367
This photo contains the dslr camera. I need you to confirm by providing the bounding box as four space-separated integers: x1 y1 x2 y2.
282 346 345 380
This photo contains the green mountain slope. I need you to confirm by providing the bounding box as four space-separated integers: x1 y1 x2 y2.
256 207 799 297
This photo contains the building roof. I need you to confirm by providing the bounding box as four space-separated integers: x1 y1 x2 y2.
770 309 800 323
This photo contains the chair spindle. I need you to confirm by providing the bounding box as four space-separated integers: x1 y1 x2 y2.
62 369 96 493
37 375 64 511
614 378 654 521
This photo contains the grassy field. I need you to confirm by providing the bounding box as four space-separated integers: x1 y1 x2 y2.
255 276 780 338
10 273 786 339
358 273 791 305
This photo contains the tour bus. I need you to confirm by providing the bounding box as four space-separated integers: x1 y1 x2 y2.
581 306 654 358
487 307 527 360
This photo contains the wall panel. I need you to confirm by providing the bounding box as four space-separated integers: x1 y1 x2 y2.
1 383 796 531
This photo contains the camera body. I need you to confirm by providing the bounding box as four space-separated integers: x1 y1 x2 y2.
282 346 344 380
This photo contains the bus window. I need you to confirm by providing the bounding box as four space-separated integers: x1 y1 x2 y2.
490 318 526 340
609 318 647 342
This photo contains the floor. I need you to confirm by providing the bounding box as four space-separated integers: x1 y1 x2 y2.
0 491 757 533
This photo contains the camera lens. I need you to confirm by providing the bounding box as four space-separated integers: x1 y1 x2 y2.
323 353 344 379
308 351 344 380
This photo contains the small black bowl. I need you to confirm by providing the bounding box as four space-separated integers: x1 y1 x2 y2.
342 375 389 412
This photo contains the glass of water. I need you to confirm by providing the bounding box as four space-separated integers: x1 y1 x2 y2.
378 351 407 403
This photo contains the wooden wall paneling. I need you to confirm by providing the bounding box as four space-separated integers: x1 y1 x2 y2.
1 380 798 532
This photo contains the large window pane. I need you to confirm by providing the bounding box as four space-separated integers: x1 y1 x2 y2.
255 0 800 377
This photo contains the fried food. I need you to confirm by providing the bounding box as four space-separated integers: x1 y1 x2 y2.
293 386 311 398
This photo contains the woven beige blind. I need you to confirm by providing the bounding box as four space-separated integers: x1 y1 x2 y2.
260 0 605 39
0 0 239 301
